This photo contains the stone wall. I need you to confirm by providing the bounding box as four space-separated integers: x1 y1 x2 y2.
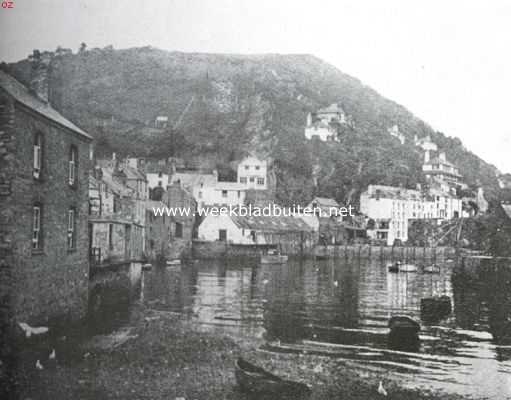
0 89 91 325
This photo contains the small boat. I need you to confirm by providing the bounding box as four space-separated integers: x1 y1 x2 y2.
142 263 152 271
423 264 440 273
235 358 311 396
387 261 400 272
388 315 421 351
399 263 417 272
420 296 451 322
261 249 288 264
166 259 181 266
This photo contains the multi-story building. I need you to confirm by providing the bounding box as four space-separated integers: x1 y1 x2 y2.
0 70 93 323
388 125 405 145
360 184 462 245
237 155 267 190
422 151 463 189
305 103 346 142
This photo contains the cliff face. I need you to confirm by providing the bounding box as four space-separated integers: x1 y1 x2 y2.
3 46 501 205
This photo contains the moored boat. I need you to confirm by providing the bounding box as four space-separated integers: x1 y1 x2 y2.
398 263 417 272
423 264 440 273
142 263 152 271
388 315 421 351
261 249 288 264
166 259 181 266
235 358 311 397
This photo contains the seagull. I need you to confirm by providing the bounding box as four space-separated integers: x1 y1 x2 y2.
263 279 269 285
19 322 49 338
36 360 43 370
378 381 388 396
49 349 56 360
333 280 339 287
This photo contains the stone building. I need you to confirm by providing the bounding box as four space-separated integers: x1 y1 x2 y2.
0 70 93 324
161 183 196 259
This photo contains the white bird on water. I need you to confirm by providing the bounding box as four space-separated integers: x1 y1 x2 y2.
378 381 388 396
35 360 43 370
333 280 338 287
49 349 56 360
263 279 269 285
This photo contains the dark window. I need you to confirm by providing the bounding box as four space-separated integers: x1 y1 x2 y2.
219 229 227 241
257 178 265 185
32 204 42 250
222 190 228 198
108 223 113 250
249 177 255 183
240 177 247 184
69 146 78 186
67 208 76 249
175 222 183 238
33 133 43 179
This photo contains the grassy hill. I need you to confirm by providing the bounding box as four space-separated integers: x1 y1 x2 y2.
2 45 501 205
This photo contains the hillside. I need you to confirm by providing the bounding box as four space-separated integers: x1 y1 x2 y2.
2 46 501 205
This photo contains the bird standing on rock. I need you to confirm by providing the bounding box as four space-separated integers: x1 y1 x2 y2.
35 360 43 370
378 381 388 396
49 349 56 360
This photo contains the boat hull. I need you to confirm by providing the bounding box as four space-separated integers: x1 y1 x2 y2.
261 255 288 264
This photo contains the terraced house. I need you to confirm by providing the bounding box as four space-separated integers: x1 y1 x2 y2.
0 70 92 324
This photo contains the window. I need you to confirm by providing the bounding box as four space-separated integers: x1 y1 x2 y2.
33 133 43 179
219 229 227 241
249 177 255 183
255 165 260 170
240 177 247 184
175 222 183 238
257 178 265 185
158 180 162 187
244 165 249 170
222 190 228 198
198 191 203 199
108 223 113 250
67 208 76 249
69 146 77 186
32 204 42 250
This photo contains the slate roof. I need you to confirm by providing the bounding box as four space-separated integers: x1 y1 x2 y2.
230 215 312 233
0 70 92 140
308 197 340 208
171 171 217 189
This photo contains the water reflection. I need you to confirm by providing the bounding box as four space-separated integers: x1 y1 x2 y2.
139 257 511 398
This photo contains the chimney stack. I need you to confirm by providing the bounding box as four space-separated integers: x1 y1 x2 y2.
29 50 51 103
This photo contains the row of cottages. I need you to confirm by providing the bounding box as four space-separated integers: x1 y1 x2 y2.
360 185 462 246
167 155 270 211
88 163 147 266
0 70 93 324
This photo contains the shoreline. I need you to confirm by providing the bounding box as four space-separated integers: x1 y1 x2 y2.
4 303 468 400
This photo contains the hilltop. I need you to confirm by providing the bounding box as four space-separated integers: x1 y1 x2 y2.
2 46 501 205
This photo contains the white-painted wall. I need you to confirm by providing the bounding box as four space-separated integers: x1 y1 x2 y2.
146 172 169 189
198 214 254 244
237 156 268 190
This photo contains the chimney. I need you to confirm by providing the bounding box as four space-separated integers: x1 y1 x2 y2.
29 50 51 103
424 150 430 163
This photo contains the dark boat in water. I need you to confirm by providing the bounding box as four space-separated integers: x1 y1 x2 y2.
388 315 421 351
235 358 311 397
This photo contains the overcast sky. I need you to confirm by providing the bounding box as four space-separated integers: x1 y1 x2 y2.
1 0 510 173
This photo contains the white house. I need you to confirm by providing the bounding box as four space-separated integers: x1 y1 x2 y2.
304 103 346 142
360 185 461 246
423 151 463 189
388 125 405 145
237 156 268 190
197 182 247 211
198 214 312 244
146 171 169 189
414 134 438 152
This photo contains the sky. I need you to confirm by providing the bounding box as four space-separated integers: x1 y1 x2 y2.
1 0 510 173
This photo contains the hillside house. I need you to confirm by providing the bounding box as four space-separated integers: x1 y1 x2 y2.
414 134 438 152
0 70 93 323
423 151 463 189
388 125 405 145
304 103 346 142
155 115 168 128
237 155 268 190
